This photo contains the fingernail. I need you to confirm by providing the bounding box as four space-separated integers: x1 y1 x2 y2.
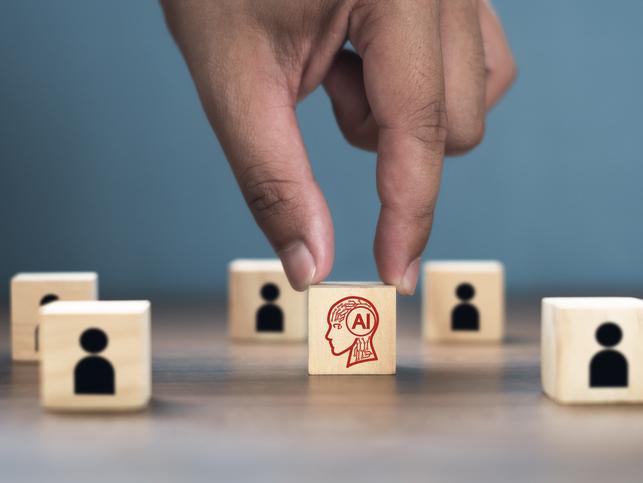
398 257 421 295
278 241 316 291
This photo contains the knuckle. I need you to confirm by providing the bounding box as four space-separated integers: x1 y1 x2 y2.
384 199 436 225
338 122 378 151
403 100 449 151
239 163 303 222
505 60 518 87
330 95 378 152
408 202 436 223
490 52 518 91
447 116 486 153
350 1 385 36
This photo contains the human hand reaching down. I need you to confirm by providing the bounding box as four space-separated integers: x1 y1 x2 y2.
161 0 515 294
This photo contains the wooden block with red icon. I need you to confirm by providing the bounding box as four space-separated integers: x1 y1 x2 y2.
308 283 396 375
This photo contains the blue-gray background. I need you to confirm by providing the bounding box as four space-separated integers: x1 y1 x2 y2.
1 1 642 299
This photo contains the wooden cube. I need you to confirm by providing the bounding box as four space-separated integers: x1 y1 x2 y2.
308 283 396 375
228 259 306 341
40 300 151 411
542 297 643 404
422 261 505 342
11 272 98 361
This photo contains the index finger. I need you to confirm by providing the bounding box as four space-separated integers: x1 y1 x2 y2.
349 0 446 294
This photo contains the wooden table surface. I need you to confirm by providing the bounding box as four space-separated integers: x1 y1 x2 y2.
1 298 643 482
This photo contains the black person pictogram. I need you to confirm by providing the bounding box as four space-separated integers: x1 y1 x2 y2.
590 322 628 388
451 283 479 331
256 283 284 332
74 328 115 395
35 293 59 352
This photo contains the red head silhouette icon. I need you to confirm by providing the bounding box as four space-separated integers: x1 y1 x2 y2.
325 296 379 368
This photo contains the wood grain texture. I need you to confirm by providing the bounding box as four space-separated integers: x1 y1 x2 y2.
2 298 643 481
542 297 643 404
422 261 505 341
40 301 151 411
11 272 98 361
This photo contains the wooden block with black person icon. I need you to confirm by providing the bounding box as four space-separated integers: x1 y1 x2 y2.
11 272 98 361
542 297 643 404
228 259 307 341
308 283 396 375
422 261 505 342
39 301 151 411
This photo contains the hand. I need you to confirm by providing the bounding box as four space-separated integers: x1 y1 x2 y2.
161 0 515 294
